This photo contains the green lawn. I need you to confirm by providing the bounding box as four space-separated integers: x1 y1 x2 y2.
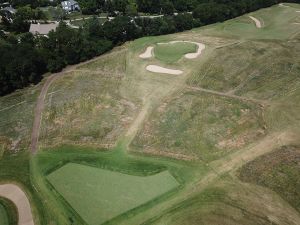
154 42 197 63
0 203 9 225
0 197 18 225
70 18 108 27
47 163 180 225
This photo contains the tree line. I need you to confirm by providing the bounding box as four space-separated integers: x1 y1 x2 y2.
0 0 293 96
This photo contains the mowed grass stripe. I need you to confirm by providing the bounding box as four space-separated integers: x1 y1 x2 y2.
0 203 9 225
47 163 180 225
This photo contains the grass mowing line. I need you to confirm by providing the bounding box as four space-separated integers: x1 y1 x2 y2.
0 197 18 225
47 163 180 225
0 202 9 225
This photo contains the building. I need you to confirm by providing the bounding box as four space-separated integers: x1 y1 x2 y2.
29 23 58 36
61 0 80 13
0 2 10 9
0 5 16 22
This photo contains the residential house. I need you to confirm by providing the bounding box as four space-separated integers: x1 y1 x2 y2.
0 5 16 22
61 0 80 13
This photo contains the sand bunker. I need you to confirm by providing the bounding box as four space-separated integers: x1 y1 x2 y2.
157 41 205 59
0 184 34 225
185 42 206 59
249 16 262 28
146 65 183 75
139 46 154 59
279 3 289 7
141 40 205 75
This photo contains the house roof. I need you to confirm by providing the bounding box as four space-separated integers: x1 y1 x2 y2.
61 0 80 11
29 23 58 35
2 6 16 14
61 0 78 6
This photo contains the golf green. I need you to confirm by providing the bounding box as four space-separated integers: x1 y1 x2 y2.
154 42 197 63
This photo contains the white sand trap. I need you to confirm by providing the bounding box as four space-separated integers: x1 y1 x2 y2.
249 16 262 28
146 65 183 75
157 40 205 59
185 42 206 59
0 184 34 225
279 3 289 7
296 11 300 13
139 46 154 59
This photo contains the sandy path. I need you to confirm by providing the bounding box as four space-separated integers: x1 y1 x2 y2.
249 16 262 28
187 86 269 105
157 41 205 59
30 73 59 154
0 184 34 225
146 65 183 75
139 46 153 59
125 102 151 146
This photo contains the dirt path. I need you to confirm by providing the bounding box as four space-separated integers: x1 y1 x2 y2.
187 86 269 105
0 184 34 225
124 102 151 145
249 16 262 28
30 74 59 154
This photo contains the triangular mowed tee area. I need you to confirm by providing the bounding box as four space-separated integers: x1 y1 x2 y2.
47 163 180 225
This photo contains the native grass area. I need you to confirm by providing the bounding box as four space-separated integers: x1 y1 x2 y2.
0 3 300 225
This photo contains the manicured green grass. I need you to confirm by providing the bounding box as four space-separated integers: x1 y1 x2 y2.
47 163 179 225
31 145 205 225
154 42 197 63
0 198 18 225
0 203 9 225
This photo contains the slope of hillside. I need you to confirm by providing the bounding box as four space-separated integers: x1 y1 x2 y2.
0 3 300 225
